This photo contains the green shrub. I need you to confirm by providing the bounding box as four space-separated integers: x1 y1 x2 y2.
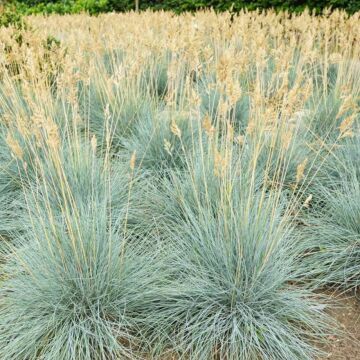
0 4 24 27
6 0 360 17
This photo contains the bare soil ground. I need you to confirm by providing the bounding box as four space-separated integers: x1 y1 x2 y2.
321 291 360 359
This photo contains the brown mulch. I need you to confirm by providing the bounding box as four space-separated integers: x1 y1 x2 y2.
321 291 360 359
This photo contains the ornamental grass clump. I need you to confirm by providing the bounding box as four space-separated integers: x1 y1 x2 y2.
299 174 360 290
0 134 166 360
0 129 34 240
140 149 330 359
147 156 332 359
0 8 359 359
122 108 201 175
78 77 154 154
298 134 360 290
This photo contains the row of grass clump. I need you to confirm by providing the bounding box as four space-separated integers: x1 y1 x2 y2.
0 10 359 359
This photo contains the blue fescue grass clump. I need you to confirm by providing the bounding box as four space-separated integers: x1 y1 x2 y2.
298 136 360 290
2 11 360 358
0 139 167 359
0 129 32 192
140 154 330 359
312 136 360 189
198 75 251 134
0 208 165 359
245 130 312 192
78 79 154 153
0 130 30 240
299 177 360 290
122 108 202 175
140 56 171 99
32 140 131 220
0 67 339 360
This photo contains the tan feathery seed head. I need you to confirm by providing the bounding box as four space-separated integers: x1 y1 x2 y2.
189 88 201 107
130 150 136 171
218 99 229 119
165 89 176 106
339 113 356 138
213 149 229 178
6 133 24 160
280 129 293 151
246 118 256 137
235 135 245 145
170 120 182 138
296 158 308 184
336 94 357 120
216 50 232 83
226 121 234 142
45 121 60 150
226 81 242 106
202 114 215 138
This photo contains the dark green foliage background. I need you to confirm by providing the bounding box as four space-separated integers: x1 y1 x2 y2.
3 0 360 17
